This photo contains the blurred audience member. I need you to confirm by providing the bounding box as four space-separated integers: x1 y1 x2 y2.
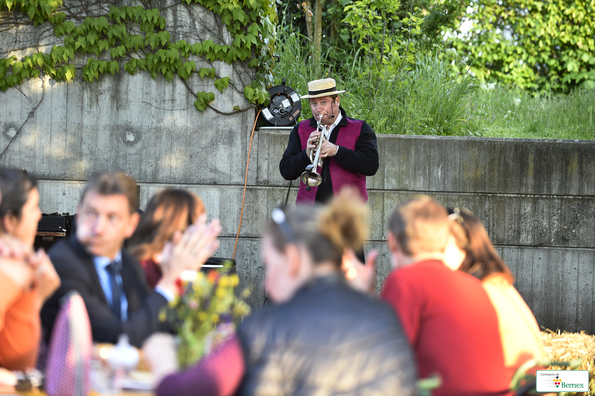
444 207 545 370
128 189 205 288
41 172 221 347
0 169 60 370
145 190 417 396
380 196 511 396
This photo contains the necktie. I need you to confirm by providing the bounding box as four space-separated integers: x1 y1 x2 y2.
106 260 123 320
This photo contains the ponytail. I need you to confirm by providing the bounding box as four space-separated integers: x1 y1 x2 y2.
318 190 367 254
267 189 368 268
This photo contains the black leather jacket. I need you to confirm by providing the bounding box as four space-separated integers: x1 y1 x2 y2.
237 274 417 396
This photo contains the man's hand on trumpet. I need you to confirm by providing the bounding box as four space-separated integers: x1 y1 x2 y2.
306 130 339 159
319 140 339 158
306 130 321 158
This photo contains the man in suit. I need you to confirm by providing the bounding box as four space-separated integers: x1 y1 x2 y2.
41 171 221 347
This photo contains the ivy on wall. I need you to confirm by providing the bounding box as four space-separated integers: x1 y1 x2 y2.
0 0 276 112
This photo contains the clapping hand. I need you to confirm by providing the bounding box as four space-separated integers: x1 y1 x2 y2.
157 214 222 296
342 249 378 294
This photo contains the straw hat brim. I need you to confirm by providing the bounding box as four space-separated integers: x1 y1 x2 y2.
301 90 346 99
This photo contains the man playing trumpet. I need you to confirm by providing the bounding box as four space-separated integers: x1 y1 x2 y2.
279 78 379 203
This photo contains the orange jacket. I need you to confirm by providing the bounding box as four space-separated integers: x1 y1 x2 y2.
0 276 40 370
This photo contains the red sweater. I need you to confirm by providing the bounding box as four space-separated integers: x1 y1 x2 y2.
381 260 511 396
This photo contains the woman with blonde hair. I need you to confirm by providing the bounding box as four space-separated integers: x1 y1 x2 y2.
443 207 545 372
128 189 205 288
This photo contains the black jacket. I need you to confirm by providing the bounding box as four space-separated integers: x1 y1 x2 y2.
41 235 171 347
237 274 417 396
279 107 379 203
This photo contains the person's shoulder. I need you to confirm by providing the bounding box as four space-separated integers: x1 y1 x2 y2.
295 118 314 131
384 260 462 289
48 237 83 268
240 304 278 333
121 248 141 267
342 284 401 320
237 304 281 354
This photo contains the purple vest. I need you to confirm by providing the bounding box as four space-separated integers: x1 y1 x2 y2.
296 118 368 203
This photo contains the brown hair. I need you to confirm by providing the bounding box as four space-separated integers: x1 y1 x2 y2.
449 208 514 283
267 190 367 268
0 168 37 220
388 195 450 256
127 189 205 261
81 171 138 214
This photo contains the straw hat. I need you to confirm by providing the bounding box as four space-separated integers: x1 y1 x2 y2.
300 78 346 99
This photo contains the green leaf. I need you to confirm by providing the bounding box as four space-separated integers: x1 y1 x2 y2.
87 33 97 46
75 36 87 50
65 65 76 81
199 67 215 79
184 60 195 75
97 60 108 74
202 40 213 52
108 60 119 75
191 42 203 55
194 99 206 111
125 59 138 75
54 24 65 37
146 32 158 50
63 21 75 34
214 76 230 92
34 53 44 68
98 40 110 53
12 61 23 74
27 5 36 21
194 91 216 111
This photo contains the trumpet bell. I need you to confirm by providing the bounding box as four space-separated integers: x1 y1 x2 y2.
300 169 322 188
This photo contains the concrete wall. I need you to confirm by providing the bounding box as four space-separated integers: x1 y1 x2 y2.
17 125 595 333
255 129 595 334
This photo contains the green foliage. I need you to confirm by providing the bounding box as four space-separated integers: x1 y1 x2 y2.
276 0 463 78
0 0 62 25
466 85 595 140
342 0 423 106
343 54 478 136
274 26 595 140
452 0 595 93
399 0 468 52
194 91 216 111
0 0 277 111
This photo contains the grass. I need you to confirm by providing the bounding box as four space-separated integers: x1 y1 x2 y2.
467 86 595 140
272 27 595 140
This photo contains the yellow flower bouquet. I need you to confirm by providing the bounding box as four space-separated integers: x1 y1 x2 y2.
162 268 251 368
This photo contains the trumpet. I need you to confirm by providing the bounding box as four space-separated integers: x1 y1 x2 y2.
300 114 327 190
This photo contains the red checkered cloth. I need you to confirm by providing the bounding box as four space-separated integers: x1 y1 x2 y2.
45 292 92 396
